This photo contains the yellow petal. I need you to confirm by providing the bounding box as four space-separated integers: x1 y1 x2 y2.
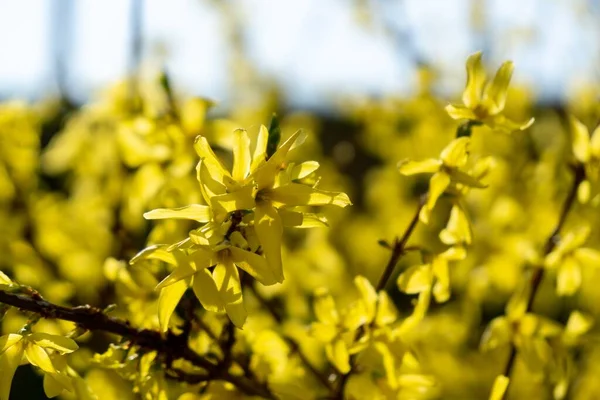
397 265 433 294
374 342 397 389
574 247 600 268
278 209 329 228
290 161 320 180
565 310 594 338
251 125 269 172
486 114 534 133
483 60 514 114
578 180 591 204
462 51 486 108
397 158 442 175
197 159 227 203
268 183 351 208
0 334 23 354
432 256 450 303
354 276 377 320
254 202 284 282
0 271 13 286
0 340 23 400
193 136 231 182
232 129 251 181
158 278 189 332
425 172 451 219
449 168 487 188
310 322 338 342
28 333 78 354
143 205 212 222
210 184 256 215
326 339 350 374
213 261 247 328
229 246 278 285
375 292 398 327
253 130 302 190
570 117 591 163
155 262 197 291
313 288 339 325
480 316 512 351
556 257 582 296
590 125 600 157
43 374 65 398
25 344 56 373
445 104 478 120
440 137 470 168
130 245 177 265
440 203 472 245
192 268 224 313
488 375 510 400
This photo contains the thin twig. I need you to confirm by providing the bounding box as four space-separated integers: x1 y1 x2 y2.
501 163 585 394
335 197 425 398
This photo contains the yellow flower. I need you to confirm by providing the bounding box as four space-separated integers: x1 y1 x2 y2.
398 137 486 223
196 127 351 281
397 247 466 304
570 116 600 203
544 226 600 296
445 51 534 133
0 332 78 400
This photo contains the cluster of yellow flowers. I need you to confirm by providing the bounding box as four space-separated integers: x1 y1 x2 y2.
0 51 599 400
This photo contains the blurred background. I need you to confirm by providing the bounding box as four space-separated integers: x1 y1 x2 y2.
1 0 599 110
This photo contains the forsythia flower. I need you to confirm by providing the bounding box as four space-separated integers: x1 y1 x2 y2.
0 332 78 400
445 51 534 133
137 125 351 328
544 225 600 296
570 116 600 203
398 137 486 223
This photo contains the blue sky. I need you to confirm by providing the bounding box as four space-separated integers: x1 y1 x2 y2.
0 0 598 109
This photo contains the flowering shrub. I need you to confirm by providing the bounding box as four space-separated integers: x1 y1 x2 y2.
0 53 599 400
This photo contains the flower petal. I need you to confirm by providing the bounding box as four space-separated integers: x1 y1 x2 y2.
254 202 284 282
192 268 224 313
278 209 329 228
483 60 514 114
229 246 278 285
313 288 339 325
130 245 177 265
462 51 486 109
398 159 442 175
144 204 212 222
424 172 451 223
232 129 251 181
0 334 23 354
326 339 350 374
251 125 269 172
0 340 23 400
354 276 377 321
213 261 247 328
445 104 478 120
155 262 197 291
440 137 470 168
210 184 256 216
397 265 433 294
571 117 591 163
290 161 320 180
267 183 351 208
440 203 472 245
488 375 510 400
253 130 302 190
25 344 56 373
193 136 231 182
556 257 582 296
28 333 78 354
158 278 189 332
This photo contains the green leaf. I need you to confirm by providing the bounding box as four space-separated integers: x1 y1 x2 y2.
266 113 281 160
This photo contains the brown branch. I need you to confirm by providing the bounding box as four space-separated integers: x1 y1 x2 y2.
376 197 425 291
334 197 425 398
0 288 273 399
501 163 585 395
